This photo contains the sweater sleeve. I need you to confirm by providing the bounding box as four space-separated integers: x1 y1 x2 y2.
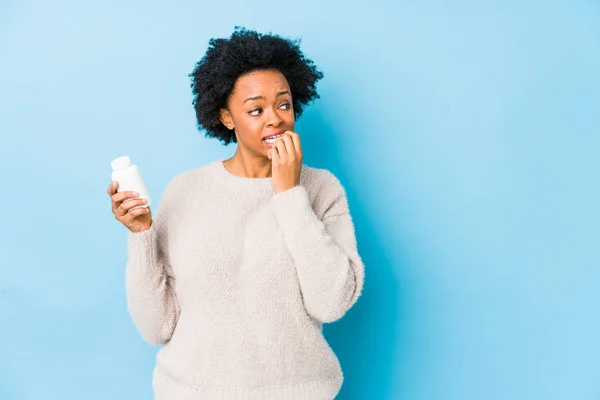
125 178 181 345
271 175 365 323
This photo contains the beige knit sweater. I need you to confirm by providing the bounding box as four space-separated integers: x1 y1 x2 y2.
125 160 365 399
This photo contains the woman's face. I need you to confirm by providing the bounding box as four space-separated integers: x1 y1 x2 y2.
220 69 295 159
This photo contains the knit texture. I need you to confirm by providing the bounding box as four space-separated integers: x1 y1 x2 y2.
125 160 365 400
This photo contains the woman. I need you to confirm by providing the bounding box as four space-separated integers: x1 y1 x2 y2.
107 27 365 399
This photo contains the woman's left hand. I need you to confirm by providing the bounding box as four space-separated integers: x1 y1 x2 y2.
268 131 303 193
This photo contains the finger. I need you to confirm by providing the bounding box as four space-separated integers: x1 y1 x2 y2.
289 132 302 156
107 181 119 196
117 198 147 216
274 139 287 160
121 207 150 226
279 134 296 159
115 198 143 217
112 190 140 209
128 206 150 219
270 144 282 165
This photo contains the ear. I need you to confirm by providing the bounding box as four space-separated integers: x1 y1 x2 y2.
219 108 234 130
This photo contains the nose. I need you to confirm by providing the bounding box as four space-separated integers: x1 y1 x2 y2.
265 107 284 128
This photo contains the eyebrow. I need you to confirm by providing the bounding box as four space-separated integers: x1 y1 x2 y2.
243 91 291 104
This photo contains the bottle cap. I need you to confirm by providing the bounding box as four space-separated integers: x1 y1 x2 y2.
111 156 132 171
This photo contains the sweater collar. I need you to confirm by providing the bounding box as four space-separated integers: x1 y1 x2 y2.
210 159 309 193
210 160 275 192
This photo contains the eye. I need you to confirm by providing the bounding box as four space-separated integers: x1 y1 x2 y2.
280 102 291 110
248 108 262 116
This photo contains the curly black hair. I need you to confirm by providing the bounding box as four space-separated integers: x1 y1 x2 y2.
189 27 324 145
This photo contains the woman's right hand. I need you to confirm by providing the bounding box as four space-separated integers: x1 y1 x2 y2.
108 181 153 232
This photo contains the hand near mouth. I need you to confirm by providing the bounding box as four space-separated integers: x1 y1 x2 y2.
267 131 303 193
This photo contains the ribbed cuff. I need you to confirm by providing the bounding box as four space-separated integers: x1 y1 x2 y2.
127 225 161 278
127 224 156 249
271 185 318 233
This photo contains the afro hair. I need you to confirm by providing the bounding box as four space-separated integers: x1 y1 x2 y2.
189 27 324 145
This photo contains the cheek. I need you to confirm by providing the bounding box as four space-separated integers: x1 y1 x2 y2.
234 115 262 136
283 111 296 126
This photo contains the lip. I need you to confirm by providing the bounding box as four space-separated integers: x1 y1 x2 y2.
262 130 287 140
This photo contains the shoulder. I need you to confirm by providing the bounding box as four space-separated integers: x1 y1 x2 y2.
165 161 220 190
179 161 214 181
158 161 219 206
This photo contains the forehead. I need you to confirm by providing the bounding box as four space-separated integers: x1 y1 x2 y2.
231 69 290 97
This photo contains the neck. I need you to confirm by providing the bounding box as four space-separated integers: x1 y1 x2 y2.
223 146 272 178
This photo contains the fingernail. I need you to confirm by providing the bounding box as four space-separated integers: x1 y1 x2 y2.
142 199 147 203
132 191 138 196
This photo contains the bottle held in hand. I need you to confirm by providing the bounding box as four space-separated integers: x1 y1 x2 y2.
111 156 152 209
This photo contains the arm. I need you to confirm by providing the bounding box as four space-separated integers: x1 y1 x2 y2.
271 176 365 323
125 179 181 345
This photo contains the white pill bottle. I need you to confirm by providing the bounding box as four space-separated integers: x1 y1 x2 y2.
110 156 152 208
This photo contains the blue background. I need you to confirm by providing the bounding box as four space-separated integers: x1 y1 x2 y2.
1 0 599 399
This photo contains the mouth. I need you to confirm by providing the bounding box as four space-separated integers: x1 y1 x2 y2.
262 131 286 145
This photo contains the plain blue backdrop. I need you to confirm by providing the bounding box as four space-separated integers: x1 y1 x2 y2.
1 0 599 399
